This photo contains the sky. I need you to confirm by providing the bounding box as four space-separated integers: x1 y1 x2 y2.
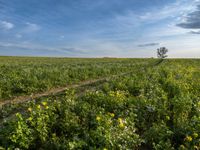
0 0 200 58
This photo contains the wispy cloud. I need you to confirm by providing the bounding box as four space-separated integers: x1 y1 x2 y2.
15 34 22 38
177 3 200 29
24 22 40 32
0 20 14 30
59 35 65 39
138 43 160 47
89 0 197 42
0 41 87 56
60 35 65 38
59 47 87 54
189 30 200 34
0 0 200 57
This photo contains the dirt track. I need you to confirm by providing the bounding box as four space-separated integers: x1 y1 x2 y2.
0 61 151 108
0 71 132 108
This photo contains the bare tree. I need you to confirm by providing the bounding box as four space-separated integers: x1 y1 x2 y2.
157 47 168 59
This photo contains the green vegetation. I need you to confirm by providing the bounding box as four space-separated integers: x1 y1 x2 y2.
0 56 148 100
1 57 200 149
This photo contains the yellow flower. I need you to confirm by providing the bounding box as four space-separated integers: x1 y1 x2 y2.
116 91 121 97
119 123 125 129
108 112 115 117
27 107 32 112
103 148 108 150
109 91 115 97
166 116 170 121
118 118 125 128
45 106 49 109
37 105 41 109
193 133 198 138
15 113 20 117
185 136 192 142
27 117 33 121
118 118 123 123
96 116 101 121
42 101 47 106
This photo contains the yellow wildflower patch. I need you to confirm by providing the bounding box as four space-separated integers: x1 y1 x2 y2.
108 112 115 117
118 118 125 129
28 117 33 121
27 107 32 112
185 136 192 142
119 123 125 129
42 101 47 106
37 105 41 109
193 133 198 138
118 118 123 123
166 116 170 121
96 116 101 121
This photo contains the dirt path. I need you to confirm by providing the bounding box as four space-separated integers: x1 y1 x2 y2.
0 71 132 108
0 61 152 108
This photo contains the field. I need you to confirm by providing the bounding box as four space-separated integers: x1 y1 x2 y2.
0 57 200 149
0 57 148 101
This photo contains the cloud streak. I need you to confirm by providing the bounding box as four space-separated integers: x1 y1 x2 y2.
189 30 200 34
177 4 200 29
0 42 87 56
0 20 14 30
138 43 160 47
24 22 41 33
0 0 200 57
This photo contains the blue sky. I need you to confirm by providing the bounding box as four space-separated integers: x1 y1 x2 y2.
0 0 200 57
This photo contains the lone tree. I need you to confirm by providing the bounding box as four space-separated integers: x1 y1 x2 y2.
157 47 168 59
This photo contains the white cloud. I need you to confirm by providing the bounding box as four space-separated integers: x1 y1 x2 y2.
88 0 198 44
15 34 22 38
114 0 197 28
24 22 40 32
60 35 65 39
0 21 14 30
0 41 87 56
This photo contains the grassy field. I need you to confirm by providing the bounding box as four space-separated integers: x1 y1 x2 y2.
0 56 149 101
0 57 200 149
